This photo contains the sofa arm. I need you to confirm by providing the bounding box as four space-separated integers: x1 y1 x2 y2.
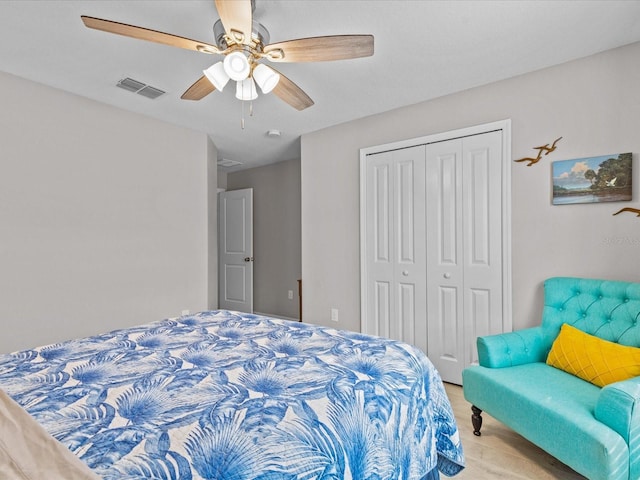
477 327 548 368
596 376 640 437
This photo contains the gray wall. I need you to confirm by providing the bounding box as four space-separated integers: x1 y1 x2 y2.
218 170 228 190
227 159 301 319
301 41 640 333
0 71 214 353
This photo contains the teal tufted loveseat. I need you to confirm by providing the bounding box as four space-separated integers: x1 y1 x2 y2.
462 277 640 480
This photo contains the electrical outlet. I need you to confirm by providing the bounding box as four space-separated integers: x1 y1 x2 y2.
288 290 294 300
331 308 339 322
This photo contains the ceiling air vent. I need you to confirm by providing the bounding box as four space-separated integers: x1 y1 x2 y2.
116 77 165 99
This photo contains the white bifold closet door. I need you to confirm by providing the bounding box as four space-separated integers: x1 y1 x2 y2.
363 129 505 385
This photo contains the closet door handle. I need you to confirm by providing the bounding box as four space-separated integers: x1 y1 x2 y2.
443 272 451 279
244 257 254 262
402 270 409 276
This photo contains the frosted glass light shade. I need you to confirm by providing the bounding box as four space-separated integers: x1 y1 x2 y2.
235 78 258 100
253 64 280 94
203 62 230 91
223 51 251 81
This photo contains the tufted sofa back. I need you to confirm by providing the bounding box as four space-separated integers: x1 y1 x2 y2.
541 277 640 354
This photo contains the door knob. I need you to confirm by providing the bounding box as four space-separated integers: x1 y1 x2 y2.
402 270 409 276
444 272 451 279
244 257 254 262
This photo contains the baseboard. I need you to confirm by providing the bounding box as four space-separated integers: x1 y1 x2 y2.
254 311 299 322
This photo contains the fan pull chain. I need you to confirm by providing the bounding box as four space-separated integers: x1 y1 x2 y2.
238 80 255 129
241 92 245 130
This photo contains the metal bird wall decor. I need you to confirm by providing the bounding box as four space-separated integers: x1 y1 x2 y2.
514 136 563 166
612 207 640 218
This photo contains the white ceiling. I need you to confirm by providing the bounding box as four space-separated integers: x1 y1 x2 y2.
1 1 640 172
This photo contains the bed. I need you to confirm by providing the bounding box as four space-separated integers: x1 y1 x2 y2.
0 310 464 479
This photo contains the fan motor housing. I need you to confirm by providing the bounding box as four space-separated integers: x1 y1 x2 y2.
213 19 270 50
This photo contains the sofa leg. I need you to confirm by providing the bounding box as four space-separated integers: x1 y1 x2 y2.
471 405 483 436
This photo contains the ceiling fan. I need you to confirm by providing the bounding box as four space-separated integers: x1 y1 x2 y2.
81 0 374 111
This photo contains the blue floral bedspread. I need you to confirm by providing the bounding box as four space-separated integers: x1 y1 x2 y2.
0 310 464 479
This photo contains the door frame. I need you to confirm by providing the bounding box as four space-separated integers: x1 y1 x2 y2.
359 119 513 336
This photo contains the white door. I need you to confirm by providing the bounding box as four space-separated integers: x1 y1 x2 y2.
361 122 510 386
426 131 503 384
218 188 253 312
363 147 427 352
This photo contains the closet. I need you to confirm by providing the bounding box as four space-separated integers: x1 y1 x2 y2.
360 121 511 385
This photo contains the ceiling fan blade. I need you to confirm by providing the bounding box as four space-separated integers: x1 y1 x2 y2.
81 16 220 54
270 69 314 111
181 75 216 100
264 35 374 63
214 0 253 45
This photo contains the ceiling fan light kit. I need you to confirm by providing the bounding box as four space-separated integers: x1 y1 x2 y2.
253 64 280 94
235 77 258 101
80 0 374 113
223 51 251 81
203 62 230 91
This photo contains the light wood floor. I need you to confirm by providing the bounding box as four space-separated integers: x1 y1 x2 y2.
444 383 586 479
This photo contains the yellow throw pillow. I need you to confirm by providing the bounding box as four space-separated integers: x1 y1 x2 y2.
546 323 640 387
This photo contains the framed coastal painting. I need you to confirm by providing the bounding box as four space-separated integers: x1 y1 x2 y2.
552 152 632 205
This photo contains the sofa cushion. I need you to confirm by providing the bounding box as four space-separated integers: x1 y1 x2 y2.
463 362 629 479
547 323 640 387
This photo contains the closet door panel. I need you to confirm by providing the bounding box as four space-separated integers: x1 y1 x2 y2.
364 154 394 337
363 147 426 352
426 139 464 383
462 131 504 368
394 147 427 352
